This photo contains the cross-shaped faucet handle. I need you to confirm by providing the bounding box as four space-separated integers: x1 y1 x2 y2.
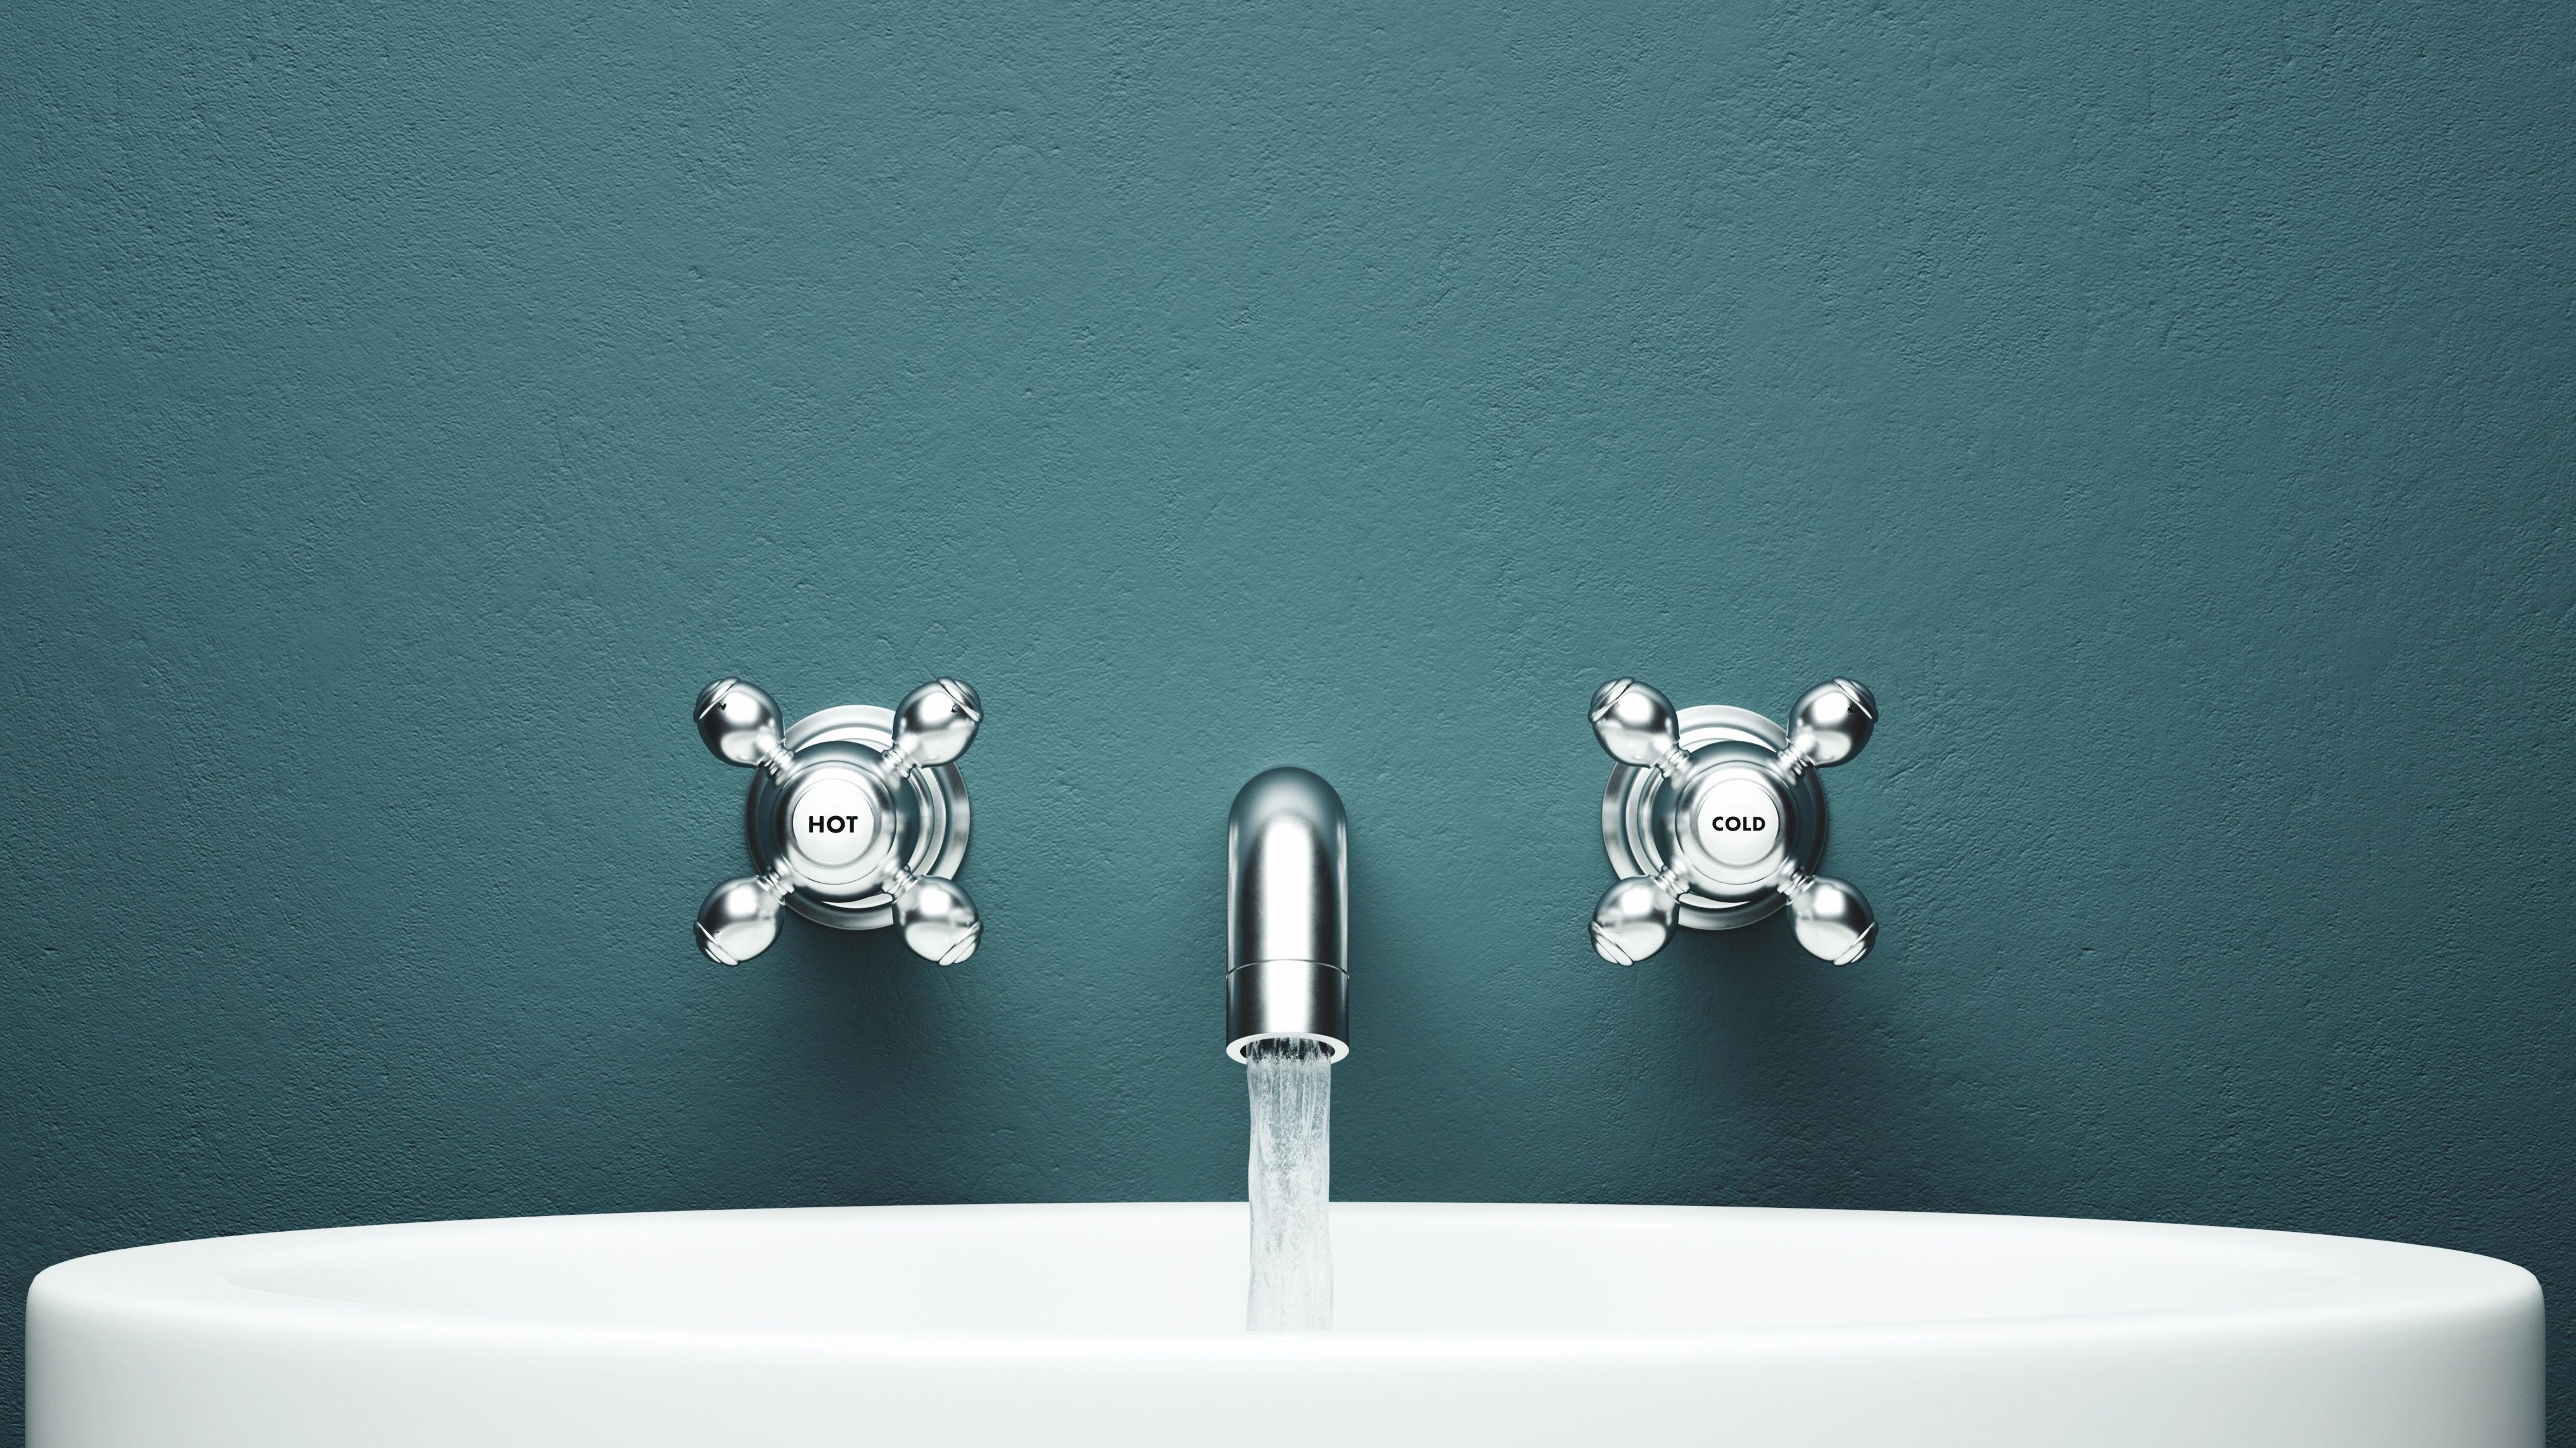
1587 678 1879 966
691 677 983 966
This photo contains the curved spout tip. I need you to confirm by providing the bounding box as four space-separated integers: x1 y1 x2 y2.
1226 768 1350 1059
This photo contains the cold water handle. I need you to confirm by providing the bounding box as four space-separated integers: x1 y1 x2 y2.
1587 677 1879 966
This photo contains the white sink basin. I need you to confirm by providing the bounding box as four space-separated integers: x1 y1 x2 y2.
28 1203 2540 1446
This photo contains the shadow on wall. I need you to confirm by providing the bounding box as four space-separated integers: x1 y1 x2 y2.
1668 924 1986 1212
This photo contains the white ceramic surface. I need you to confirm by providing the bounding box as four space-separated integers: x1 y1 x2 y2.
27 1203 2541 1446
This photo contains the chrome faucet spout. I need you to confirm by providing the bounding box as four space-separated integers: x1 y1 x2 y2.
1225 768 1350 1062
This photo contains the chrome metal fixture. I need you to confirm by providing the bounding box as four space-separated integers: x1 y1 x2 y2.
691 677 982 966
1588 678 1879 966
1226 768 1350 1062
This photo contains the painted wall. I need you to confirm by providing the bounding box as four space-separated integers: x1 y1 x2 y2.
6 0 2572 1437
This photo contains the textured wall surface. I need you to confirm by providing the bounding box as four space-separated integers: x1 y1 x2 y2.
6 0 2572 1438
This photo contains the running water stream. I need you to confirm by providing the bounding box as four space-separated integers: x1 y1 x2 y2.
1245 1036 1334 1330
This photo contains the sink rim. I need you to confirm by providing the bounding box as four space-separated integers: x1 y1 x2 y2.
30 1202 2538 1361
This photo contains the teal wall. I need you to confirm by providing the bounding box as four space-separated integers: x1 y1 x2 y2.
6 0 2573 1437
